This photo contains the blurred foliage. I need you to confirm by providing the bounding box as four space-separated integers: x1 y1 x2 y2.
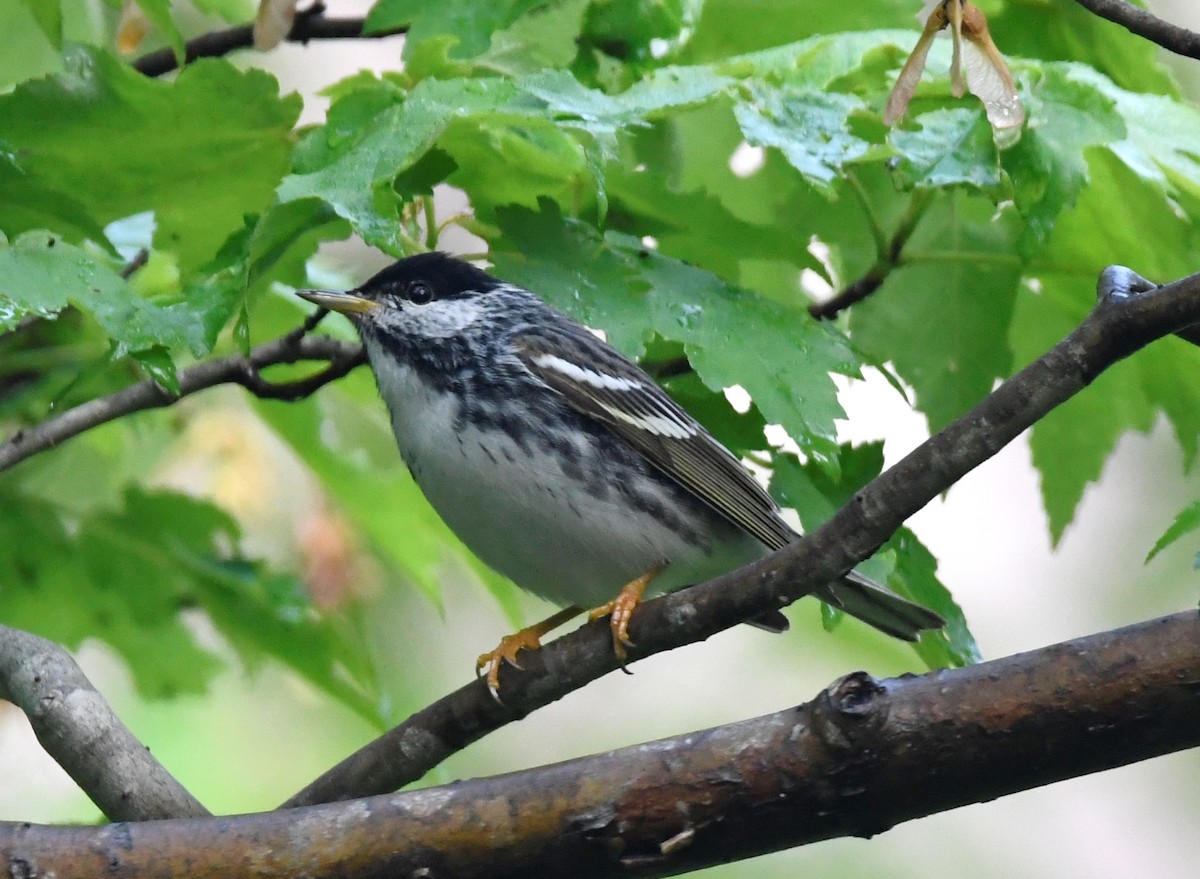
1 0 1199 739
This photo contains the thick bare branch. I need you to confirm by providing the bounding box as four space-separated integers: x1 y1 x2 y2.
132 10 406 78
0 625 208 821
1072 0 1200 60
3 611 1198 877
0 333 364 473
283 265 1200 807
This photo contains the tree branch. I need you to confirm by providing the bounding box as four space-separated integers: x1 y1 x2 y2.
1072 0 1200 60
0 625 208 821
0 332 365 473
281 264 1200 807
808 189 931 320
3 611 1198 877
808 265 887 319
132 9 406 78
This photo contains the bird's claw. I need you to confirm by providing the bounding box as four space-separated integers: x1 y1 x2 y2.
476 629 542 699
588 563 663 672
588 598 636 673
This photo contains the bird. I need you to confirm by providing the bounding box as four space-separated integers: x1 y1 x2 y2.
297 252 944 695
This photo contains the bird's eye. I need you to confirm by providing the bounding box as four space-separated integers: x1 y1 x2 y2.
408 281 433 304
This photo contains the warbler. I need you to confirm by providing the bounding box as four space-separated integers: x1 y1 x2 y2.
298 252 943 694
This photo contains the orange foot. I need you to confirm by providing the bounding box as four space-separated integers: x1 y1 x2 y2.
588 563 666 666
476 605 582 700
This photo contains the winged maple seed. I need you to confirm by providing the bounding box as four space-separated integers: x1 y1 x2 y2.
884 0 1025 132
254 0 299 50
116 1 152 54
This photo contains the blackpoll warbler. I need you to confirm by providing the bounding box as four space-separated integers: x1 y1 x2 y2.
298 252 944 694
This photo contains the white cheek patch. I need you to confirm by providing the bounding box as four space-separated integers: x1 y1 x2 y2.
385 297 485 338
531 353 642 392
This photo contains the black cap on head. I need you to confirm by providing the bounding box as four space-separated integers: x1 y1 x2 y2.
356 252 500 302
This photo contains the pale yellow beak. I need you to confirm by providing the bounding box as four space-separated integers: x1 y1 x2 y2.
295 289 379 315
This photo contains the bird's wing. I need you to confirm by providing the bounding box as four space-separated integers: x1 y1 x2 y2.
513 325 794 552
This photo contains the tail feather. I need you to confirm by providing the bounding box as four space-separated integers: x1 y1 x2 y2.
818 571 945 641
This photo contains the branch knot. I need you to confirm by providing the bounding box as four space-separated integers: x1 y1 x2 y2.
813 672 887 752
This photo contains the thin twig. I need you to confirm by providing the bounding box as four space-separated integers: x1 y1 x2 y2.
119 249 150 280
808 265 887 320
1072 0 1200 60
132 9 406 78
282 264 1200 807
809 190 933 320
0 625 209 821
0 333 364 472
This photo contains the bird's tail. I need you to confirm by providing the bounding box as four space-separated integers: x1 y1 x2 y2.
817 570 945 641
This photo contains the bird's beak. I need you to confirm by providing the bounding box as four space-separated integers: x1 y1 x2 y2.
295 288 380 315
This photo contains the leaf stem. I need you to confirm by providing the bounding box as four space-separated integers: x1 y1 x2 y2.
423 197 439 251
845 171 888 261
809 188 935 320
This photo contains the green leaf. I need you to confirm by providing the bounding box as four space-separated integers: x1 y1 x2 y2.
733 83 870 191
0 232 208 357
0 46 301 272
191 0 253 22
655 99 832 270
247 199 352 294
0 490 223 700
884 527 980 668
441 115 591 219
988 0 1176 97
579 0 702 66
0 487 374 710
15 0 61 46
130 0 185 61
688 1 915 61
0 0 64 91
132 346 179 394
1147 501 1200 564
0 152 111 245
174 553 382 727
769 441 885 530
475 0 591 76
714 29 913 85
104 488 379 720
605 160 819 287
850 193 1023 431
890 108 1003 192
1014 145 1200 539
1068 65 1200 207
492 203 653 355
1002 64 1125 252
283 66 737 246
366 0 555 59
180 238 255 354
770 444 978 668
391 149 459 198
632 243 858 473
280 77 519 251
